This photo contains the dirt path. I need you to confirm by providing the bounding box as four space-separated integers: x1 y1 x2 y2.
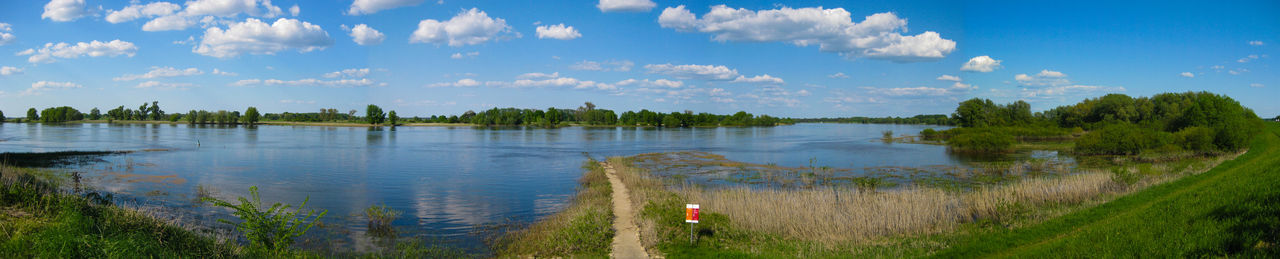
602 162 650 259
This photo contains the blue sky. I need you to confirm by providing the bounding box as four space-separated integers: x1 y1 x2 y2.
0 0 1276 118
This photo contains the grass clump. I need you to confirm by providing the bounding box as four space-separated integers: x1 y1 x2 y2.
201 186 326 254
490 159 614 257
364 204 401 235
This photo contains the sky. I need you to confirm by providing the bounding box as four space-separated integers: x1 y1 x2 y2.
0 0 1276 118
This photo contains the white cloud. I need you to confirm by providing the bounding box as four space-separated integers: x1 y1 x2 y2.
194 18 333 58
133 0 286 31
616 78 683 88
570 60 633 71
1014 69 1070 86
323 68 371 78
1180 72 1194 78
1020 85 1125 98
597 0 655 12
22 81 81 96
348 0 423 15
344 24 385 46
183 0 282 17
1249 40 1264 46
0 23 13 46
961 55 1002 72
141 15 198 31
1228 68 1248 75
115 67 204 81
231 78 381 87
731 74 784 84
410 8 517 47
18 40 138 63
658 5 955 62
1251 83 1264 88
105 2 182 23
828 72 848 79
536 24 581 40
863 86 952 97
0 66 22 76
280 99 316 104
42 0 88 22
289 4 299 16
135 81 194 89
517 72 559 79
426 78 480 87
450 51 479 59
644 63 739 80
936 74 961 81
212 68 237 76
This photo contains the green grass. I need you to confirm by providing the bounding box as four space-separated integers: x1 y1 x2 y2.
489 160 614 258
935 122 1280 257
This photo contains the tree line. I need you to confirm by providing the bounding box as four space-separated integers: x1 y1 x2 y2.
934 92 1265 155
795 114 955 125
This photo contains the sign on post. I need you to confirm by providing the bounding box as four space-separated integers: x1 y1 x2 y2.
685 204 699 223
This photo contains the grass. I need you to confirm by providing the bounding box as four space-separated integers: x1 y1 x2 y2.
935 122 1280 257
364 204 401 236
489 159 614 258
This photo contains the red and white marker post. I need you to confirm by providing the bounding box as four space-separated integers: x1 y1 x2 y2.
685 204 699 244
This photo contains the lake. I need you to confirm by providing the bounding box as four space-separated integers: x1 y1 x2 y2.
1 122 977 253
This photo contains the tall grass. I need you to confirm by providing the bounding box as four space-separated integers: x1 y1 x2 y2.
490 159 614 257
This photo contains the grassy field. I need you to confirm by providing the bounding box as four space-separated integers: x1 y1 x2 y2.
936 122 1280 257
489 160 615 258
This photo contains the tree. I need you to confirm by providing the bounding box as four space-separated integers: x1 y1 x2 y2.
139 103 149 120
89 108 101 120
348 109 357 117
388 110 399 125
27 108 38 121
244 107 261 125
366 104 385 125
0 110 5 123
149 101 163 120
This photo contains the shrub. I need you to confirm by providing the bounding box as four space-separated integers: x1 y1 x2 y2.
365 204 401 234
1174 126 1215 152
947 130 1016 152
920 128 940 141
1074 123 1173 155
202 186 326 253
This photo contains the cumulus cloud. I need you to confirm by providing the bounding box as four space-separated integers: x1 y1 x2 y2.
42 0 88 22
323 68 371 78
410 8 517 46
231 78 381 87
184 0 282 17
135 81 194 89
1020 85 1125 99
828 72 848 78
450 51 479 59
616 78 683 88
536 24 581 40
731 74 784 84
658 5 955 62
1014 70 1070 86
1251 83 1264 88
1249 40 1264 46
105 2 182 23
426 78 480 87
1228 68 1248 75
597 0 655 12
115 67 204 81
194 18 334 58
936 74 961 81
22 81 81 96
343 24 385 45
212 68 237 76
570 60 633 71
348 0 423 15
0 23 17 46
644 63 739 80
0 66 22 76
961 55 1002 72
863 86 952 97
289 4 299 16
516 72 559 80
18 40 138 63
1180 72 1194 78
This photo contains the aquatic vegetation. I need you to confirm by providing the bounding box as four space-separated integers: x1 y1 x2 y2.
201 186 327 253
364 203 401 235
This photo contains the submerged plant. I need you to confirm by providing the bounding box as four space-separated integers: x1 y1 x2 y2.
365 203 402 234
202 186 327 253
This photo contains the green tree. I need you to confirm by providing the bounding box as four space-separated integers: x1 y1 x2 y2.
0 110 5 123
27 108 38 121
149 101 163 120
366 104 385 125
388 110 399 125
244 107 261 125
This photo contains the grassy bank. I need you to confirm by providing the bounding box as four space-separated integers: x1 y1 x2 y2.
489 160 615 257
598 136 1250 257
937 123 1280 257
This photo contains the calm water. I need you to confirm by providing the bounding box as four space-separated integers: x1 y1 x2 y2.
0 122 966 253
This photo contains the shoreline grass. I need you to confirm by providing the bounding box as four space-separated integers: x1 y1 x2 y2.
488 159 614 257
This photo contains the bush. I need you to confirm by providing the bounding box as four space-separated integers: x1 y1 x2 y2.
1174 126 1215 152
202 186 326 253
1074 123 1173 155
920 128 940 141
947 130 1016 152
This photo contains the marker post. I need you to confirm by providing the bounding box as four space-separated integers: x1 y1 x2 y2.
685 204 699 245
